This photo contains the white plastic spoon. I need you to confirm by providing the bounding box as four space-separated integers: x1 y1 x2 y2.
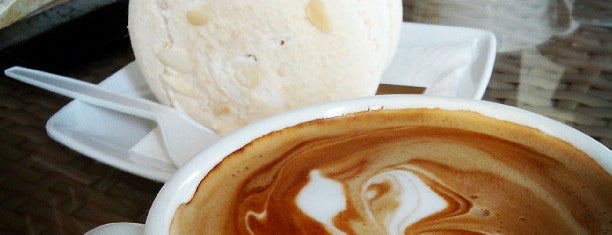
5 66 220 167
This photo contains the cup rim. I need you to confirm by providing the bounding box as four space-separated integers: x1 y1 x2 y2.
145 94 611 234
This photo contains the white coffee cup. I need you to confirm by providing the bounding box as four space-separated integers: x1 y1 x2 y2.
86 95 611 234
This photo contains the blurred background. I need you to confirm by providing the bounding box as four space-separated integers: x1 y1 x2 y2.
1 0 131 73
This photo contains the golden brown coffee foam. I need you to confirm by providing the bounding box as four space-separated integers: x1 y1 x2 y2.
171 109 611 234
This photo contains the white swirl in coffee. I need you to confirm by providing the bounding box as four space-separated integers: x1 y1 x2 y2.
171 109 612 234
293 168 447 234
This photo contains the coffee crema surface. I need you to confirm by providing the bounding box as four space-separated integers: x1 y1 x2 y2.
171 109 611 234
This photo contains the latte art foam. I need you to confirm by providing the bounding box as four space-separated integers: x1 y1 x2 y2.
171 109 612 234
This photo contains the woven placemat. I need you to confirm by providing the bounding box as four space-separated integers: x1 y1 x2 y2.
484 25 612 148
0 44 163 234
403 0 611 149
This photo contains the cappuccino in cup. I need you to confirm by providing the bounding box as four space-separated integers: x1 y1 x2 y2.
170 100 611 234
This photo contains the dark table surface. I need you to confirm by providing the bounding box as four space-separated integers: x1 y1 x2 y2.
0 0 610 234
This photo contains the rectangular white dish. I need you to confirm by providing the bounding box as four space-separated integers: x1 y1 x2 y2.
46 22 496 182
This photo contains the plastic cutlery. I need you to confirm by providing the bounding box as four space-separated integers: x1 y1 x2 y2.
5 66 220 167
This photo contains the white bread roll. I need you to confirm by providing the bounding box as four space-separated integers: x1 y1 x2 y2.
129 0 402 134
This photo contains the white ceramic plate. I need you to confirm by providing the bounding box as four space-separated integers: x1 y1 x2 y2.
46 22 496 182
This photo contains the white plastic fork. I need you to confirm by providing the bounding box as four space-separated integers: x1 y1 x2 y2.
5 66 220 167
